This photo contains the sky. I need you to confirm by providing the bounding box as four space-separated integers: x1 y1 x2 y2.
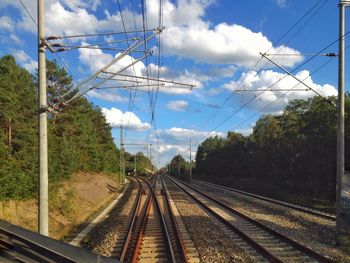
0 0 349 168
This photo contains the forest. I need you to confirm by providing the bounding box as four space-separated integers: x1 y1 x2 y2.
168 94 350 206
0 55 152 200
193 95 349 204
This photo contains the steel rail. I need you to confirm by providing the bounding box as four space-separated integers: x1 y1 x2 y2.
130 178 176 262
199 180 336 221
119 178 144 261
169 176 335 263
160 176 189 263
168 176 282 263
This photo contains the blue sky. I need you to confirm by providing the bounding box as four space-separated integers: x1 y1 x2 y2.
0 0 349 167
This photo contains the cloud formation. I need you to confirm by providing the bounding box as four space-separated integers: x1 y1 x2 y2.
13 49 37 73
1 0 302 69
146 0 302 67
166 100 188 111
224 69 337 113
102 107 150 131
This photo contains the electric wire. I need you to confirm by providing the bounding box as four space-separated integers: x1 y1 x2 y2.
196 0 327 133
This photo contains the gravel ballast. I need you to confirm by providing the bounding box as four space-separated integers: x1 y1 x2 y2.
83 179 138 256
164 177 255 263
196 181 350 262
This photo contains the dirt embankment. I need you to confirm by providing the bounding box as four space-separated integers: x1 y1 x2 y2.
0 172 125 240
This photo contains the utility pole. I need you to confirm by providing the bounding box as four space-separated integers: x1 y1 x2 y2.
134 154 137 176
120 126 124 183
189 139 192 184
38 0 49 236
178 155 180 177
149 144 153 172
336 0 350 244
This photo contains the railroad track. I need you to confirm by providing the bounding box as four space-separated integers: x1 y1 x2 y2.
116 177 188 263
197 180 335 221
168 176 335 263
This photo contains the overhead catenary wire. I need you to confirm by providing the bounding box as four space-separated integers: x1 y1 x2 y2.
195 0 327 134
47 29 154 40
171 3 343 164
195 29 350 143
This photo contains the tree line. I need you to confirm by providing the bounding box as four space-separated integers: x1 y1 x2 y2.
0 55 152 200
194 95 349 202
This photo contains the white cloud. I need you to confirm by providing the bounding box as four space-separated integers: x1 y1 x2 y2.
12 49 37 73
224 70 337 113
158 127 224 145
0 16 14 31
23 60 38 73
150 126 226 167
13 50 30 63
102 107 150 131
166 100 188 111
10 33 22 44
88 89 127 103
1 0 302 69
145 0 302 67
276 0 287 8
78 45 202 96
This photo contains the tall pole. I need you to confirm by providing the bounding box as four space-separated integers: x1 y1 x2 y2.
149 144 153 172
336 0 348 244
178 155 180 177
134 154 137 176
38 0 49 236
120 125 124 183
189 139 192 184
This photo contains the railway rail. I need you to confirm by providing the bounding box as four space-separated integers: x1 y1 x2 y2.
168 175 335 263
198 180 335 221
117 177 188 263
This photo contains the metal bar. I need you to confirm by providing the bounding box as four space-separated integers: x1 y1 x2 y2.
48 28 154 39
260 52 336 106
235 89 310 92
103 72 195 88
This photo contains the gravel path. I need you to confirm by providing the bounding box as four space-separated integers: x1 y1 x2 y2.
164 177 255 263
82 179 138 257
196 181 350 262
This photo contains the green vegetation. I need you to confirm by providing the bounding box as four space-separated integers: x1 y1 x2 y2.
0 54 152 200
194 95 350 206
126 152 154 176
168 154 193 181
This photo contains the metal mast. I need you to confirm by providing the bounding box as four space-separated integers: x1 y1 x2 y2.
189 139 192 184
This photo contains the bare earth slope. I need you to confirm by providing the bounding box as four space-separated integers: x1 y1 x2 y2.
0 172 124 240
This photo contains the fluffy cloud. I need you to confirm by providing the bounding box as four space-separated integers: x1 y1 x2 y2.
13 49 37 73
276 0 287 8
145 0 302 67
157 127 224 144
1 0 302 69
0 16 14 31
224 70 337 113
102 107 150 131
88 89 127 103
166 100 188 111
150 126 225 167
78 46 201 96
